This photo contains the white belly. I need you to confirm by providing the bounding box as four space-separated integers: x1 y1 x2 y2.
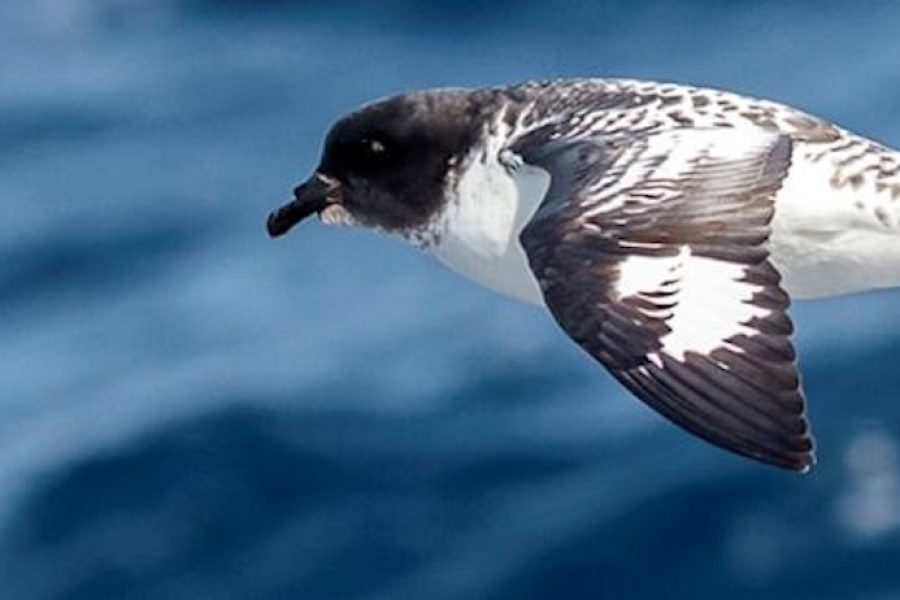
770 145 900 298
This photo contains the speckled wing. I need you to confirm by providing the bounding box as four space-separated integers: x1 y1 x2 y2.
514 126 814 471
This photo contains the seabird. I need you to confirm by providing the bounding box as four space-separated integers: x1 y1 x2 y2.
266 79 900 472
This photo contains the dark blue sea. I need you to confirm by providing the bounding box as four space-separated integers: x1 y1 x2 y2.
3 1 900 598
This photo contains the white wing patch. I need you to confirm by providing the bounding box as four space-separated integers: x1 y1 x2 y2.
616 249 770 363
662 253 769 360
614 249 681 299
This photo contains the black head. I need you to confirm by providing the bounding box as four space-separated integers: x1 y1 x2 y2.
267 90 484 237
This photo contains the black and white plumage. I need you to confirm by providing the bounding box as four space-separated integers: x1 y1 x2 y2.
266 79 900 472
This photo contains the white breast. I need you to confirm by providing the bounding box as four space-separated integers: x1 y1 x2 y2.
427 152 549 305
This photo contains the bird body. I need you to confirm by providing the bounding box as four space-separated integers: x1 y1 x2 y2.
419 80 900 303
267 78 900 471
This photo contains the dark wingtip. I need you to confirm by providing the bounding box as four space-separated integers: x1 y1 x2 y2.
793 447 817 475
747 431 815 474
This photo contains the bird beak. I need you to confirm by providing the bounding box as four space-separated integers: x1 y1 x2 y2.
266 173 341 238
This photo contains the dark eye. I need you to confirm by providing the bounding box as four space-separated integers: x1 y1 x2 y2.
364 138 386 155
359 137 388 161
353 137 393 170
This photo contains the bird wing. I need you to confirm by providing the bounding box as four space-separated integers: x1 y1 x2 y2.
513 125 814 471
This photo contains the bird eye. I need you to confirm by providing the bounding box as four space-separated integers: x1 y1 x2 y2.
364 138 386 154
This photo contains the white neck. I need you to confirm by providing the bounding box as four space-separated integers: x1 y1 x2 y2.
425 140 550 305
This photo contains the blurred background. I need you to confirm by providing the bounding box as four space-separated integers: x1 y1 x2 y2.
2 1 900 598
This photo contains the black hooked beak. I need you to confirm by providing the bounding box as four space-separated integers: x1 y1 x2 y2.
266 174 340 238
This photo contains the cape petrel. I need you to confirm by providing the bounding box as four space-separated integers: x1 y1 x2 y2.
267 79 900 472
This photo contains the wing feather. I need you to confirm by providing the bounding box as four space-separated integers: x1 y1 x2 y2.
516 126 814 471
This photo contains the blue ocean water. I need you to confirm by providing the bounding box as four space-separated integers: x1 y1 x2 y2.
2 1 900 598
